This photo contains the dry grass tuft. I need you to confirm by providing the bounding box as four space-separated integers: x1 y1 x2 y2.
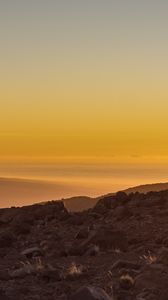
67 262 83 277
120 274 135 285
120 274 135 289
140 251 157 264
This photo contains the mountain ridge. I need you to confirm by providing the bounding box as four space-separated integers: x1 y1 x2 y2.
0 177 168 210
64 182 168 211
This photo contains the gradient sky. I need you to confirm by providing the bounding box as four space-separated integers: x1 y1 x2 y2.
1 1 168 201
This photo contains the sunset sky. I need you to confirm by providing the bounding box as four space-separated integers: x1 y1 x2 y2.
1 1 168 205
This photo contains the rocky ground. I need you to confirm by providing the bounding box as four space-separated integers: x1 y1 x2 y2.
0 190 168 299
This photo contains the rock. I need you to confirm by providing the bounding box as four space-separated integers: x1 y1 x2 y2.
81 228 128 252
10 265 35 278
70 228 128 256
69 286 113 300
94 192 129 213
94 196 116 212
111 260 141 271
21 247 42 258
22 201 68 222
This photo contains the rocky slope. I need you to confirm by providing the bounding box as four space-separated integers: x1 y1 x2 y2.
64 182 168 211
0 190 168 299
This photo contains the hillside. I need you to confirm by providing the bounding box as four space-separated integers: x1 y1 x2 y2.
0 190 168 299
125 182 168 194
1 178 168 212
64 182 168 211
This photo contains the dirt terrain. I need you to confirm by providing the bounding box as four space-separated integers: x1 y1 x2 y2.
0 190 168 299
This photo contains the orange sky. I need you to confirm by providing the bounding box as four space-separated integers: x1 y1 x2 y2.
1 1 168 203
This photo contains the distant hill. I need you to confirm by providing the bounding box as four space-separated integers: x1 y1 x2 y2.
124 182 168 194
63 196 98 212
1 177 168 211
63 182 168 211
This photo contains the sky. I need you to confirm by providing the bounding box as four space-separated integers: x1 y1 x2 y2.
1 0 168 204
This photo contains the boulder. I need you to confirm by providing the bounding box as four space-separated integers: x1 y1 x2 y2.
81 228 128 252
